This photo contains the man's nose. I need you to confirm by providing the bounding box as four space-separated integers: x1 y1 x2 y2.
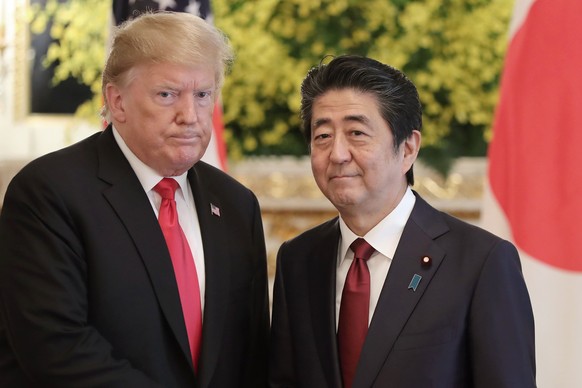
176 94 198 124
329 136 351 164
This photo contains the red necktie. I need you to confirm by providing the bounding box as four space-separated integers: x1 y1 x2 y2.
338 238 376 388
154 178 202 370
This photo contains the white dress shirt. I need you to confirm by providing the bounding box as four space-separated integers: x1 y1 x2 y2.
336 187 416 329
112 127 206 314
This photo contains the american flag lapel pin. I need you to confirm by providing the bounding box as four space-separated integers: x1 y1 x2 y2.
210 203 221 217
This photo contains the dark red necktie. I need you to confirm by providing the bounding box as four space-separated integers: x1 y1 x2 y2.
338 238 376 388
154 178 202 370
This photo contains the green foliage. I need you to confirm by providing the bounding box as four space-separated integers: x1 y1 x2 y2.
28 0 108 124
213 0 512 171
31 0 512 173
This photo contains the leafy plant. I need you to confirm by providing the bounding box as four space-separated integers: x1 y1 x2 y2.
30 0 512 174
213 0 512 172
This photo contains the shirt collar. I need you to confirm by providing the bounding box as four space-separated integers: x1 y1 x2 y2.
338 187 416 266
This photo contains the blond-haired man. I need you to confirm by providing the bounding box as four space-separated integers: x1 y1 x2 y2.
0 12 269 387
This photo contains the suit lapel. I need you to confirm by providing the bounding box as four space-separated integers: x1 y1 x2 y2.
308 219 343 388
96 128 192 364
187 166 230 388
354 194 448 388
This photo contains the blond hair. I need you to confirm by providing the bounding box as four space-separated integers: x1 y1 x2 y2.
101 12 234 119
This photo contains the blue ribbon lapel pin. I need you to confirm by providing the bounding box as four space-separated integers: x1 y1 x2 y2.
408 274 422 292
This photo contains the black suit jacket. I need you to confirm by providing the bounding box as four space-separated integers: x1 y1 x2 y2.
269 193 535 388
0 127 269 387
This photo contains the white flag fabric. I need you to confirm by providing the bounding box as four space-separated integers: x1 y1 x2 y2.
482 0 582 386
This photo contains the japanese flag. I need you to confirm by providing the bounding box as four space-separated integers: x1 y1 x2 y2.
482 0 582 385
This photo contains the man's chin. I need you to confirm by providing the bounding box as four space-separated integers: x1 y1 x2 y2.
158 156 202 176
328 193 359 210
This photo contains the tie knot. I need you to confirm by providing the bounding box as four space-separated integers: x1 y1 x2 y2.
350 238 375 261
154 178 179 200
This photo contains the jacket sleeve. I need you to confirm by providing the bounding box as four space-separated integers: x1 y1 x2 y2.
469 239 536 387
0 170 162 387
243 193 270 388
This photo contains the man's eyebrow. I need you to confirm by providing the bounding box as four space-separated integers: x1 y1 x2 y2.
312 117 331 130
312 114 370 130
343 114 370 125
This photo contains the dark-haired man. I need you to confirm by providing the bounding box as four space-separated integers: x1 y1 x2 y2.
269 55 535 388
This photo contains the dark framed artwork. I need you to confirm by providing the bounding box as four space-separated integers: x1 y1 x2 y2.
28 0 92 115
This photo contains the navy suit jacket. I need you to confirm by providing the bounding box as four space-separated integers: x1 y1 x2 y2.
269 193 535 387
0 127 269 387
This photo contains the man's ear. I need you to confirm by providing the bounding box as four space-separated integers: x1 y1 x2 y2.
402 130 421 174
105 83 126 123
